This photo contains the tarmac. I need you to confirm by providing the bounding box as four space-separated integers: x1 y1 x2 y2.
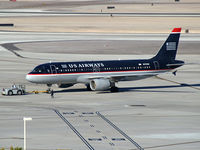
0 0 200 149
0 31 200 150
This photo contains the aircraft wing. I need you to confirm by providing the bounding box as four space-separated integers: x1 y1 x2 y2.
87 73 158 82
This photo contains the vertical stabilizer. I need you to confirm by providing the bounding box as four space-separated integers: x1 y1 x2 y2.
152 28 181 62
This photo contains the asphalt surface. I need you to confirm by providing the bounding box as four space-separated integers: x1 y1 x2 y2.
1 1 200 149
1 31 200 55
0 31 200 150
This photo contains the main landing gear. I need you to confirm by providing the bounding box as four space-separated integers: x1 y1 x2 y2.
110 82 119 92
86 83 119 92
86 84 92 91
110 86 119 92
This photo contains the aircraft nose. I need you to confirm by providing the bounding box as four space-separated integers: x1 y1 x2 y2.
26 74 33 82
26 73 46 84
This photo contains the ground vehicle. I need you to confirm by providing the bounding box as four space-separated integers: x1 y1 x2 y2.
1 84 25 96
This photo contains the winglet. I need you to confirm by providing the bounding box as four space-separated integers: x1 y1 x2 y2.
172 28 181 33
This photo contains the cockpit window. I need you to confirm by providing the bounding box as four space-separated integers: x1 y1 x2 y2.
32 65 47 74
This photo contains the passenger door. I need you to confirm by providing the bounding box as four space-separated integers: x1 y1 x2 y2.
153 61 160 70
50 65 57 74
93 67 100 73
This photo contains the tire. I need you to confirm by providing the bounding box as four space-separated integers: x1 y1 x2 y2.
110 87 119 92
17 90 22 95
86 84 92 91
47 88 51 94
8 90 13 96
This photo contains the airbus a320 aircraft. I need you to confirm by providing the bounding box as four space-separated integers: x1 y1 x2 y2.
26 28 184 92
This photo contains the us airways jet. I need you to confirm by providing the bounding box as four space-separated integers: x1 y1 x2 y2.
26 28 184 92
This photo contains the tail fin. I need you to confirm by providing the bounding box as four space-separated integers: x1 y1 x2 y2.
152 28 181 62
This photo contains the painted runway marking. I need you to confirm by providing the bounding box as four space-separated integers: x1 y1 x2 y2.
96 111 144 150
54 109 95 150
55 110 144 149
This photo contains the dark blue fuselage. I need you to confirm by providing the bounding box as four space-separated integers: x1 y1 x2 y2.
26 28 184 91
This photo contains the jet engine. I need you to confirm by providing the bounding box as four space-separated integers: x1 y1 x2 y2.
57 84 74 88
90 79 110 91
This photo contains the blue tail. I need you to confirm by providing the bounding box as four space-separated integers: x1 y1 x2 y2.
152 28 181 62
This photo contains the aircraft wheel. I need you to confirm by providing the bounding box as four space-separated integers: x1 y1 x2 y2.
86 84 92 91
110 87 119 92
47 84 52 94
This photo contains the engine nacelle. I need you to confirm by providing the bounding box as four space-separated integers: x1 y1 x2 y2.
57 83 74 88
90 79 110 91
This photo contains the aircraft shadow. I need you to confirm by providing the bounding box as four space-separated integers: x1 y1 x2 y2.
55 83 200 94
54 88 88 93
117 83 200 93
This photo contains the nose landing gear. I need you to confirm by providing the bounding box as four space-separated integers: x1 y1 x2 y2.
47 84 52 94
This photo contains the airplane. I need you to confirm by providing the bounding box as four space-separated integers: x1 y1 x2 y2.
26 28 184 92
